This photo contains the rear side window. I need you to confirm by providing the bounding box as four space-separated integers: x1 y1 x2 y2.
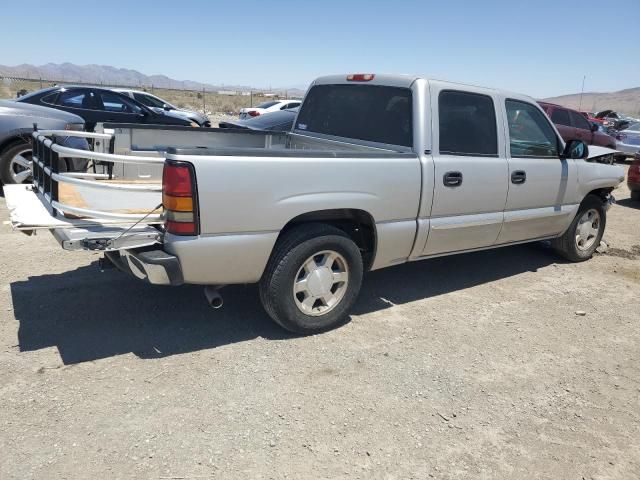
295 84 412 147
506 100 559 158
41 93 58 105
57 90 94 109
438 90 497 156
569 110 591 131
550 108 571 126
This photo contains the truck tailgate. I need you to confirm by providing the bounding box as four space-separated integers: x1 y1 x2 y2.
4 183 161 229
4 184 162 251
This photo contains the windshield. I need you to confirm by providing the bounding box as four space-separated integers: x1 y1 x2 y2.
295 84 413 147
133 92 172 109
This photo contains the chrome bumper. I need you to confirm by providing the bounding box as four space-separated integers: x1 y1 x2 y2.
106 249 183 286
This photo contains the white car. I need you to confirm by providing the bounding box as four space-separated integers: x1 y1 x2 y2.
615 122 640 158
239 99 301 119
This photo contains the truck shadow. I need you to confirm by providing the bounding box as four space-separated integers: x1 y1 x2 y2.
615 197 639 210
11 243 558 365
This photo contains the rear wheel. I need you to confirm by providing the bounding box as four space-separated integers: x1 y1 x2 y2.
259 224 363 334
631 190 640 201
552 194 606 262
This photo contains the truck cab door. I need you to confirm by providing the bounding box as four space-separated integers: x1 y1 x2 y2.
419 85 509 256
497 99 579 244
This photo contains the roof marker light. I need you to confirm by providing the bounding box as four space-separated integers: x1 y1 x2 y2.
347 74 375 82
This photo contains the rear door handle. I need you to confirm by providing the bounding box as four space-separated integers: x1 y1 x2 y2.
511 170 526 184
443 171 463 187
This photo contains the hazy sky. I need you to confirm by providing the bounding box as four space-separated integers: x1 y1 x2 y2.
1 0 638 98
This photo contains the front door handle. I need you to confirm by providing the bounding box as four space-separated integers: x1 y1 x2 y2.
511 170 526 184
443 171 463 187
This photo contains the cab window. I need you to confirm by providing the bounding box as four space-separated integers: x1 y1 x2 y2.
506 100 559 158
438 90 498 156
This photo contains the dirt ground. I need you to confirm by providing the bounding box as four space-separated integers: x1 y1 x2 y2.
0 170 638 480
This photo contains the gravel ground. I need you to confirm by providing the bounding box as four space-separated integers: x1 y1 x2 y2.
0 170 638 480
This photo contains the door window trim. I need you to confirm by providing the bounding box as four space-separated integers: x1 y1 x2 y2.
505 98 562 159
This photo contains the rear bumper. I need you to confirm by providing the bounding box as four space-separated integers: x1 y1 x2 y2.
106 249 183 286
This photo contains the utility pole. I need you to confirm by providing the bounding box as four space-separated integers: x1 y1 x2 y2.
578 75 586 111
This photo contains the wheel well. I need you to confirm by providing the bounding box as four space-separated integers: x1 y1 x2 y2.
586 188 613 203
280 209 377 270
0 135 30 155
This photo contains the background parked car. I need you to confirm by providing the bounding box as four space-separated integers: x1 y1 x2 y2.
0 100 88 184
16 87 194 130
112 88 211 127
239 99 301 119
615 122 640 159
219 107 298 131
539 102 617 149
627 153 640 200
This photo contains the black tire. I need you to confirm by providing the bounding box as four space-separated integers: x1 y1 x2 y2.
0 140 76 185
0 141 31 184
259 223 363 334
552 194 606 262
631 190 640 201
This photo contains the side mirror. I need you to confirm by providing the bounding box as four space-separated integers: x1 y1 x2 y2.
590 123 599 132
562 140 589 159
163 104 172 111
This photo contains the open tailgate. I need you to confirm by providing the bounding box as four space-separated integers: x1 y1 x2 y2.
4 129 166 251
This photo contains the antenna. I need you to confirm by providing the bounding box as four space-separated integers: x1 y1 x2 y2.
578 75 586 111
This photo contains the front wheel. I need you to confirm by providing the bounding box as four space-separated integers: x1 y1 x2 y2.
0 142 33 184
259 224 363 334
552 194 606 262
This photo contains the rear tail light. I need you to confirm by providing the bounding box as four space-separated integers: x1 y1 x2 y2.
248 110 261 117
162 161 199 236
347 73 375 82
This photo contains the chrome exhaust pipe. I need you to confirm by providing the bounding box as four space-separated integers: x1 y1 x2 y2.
204 285 224 309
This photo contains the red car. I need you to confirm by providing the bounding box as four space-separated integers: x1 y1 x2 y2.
539 102 617 149
628 153 640 201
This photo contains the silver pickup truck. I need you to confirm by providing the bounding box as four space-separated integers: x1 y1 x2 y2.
4 74 625 334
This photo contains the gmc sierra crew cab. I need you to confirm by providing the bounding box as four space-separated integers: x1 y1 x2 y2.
4 74 625 334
